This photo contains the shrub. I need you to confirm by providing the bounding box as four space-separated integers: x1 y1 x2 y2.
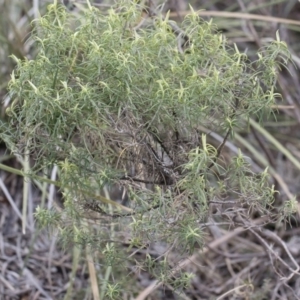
1 0 292 296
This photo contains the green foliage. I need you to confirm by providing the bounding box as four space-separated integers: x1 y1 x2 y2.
105 282 121 300
35 205 61 227
0 0 292 292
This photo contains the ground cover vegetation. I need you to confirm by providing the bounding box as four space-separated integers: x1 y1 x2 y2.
0 0 300 299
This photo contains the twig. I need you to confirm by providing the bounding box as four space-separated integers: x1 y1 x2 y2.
135 217 266 300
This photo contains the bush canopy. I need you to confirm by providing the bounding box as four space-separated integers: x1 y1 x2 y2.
0 1 292 294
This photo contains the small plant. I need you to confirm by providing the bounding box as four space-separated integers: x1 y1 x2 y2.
0 0 292 295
